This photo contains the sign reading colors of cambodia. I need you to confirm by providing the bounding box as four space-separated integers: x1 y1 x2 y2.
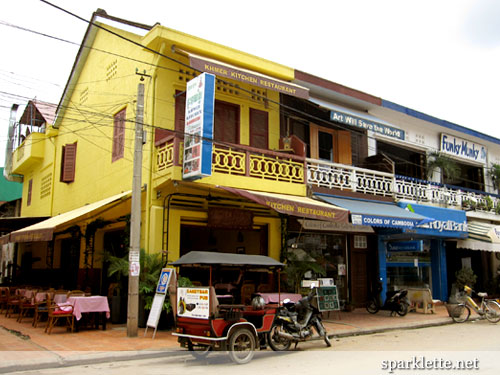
183 73 215 180
440 133 487 165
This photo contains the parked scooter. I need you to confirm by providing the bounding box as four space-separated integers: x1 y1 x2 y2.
366 280 409 316
267 287 331 350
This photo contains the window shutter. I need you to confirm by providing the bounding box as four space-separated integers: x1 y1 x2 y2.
336 130 352 165
112 109 126 162
214 100 239 144
249 108 268 149
61 143 77 183
27 179 33 206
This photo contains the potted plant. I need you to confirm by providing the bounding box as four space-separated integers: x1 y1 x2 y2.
426 152 460 182
488 163 500 193
105 249 168 327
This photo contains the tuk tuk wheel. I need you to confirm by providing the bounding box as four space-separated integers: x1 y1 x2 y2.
188 341 212 359
228 328 256 364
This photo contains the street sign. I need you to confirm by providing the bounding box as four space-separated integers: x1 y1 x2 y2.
316 286 340 312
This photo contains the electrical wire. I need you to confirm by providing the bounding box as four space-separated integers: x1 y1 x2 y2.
3 1 496 190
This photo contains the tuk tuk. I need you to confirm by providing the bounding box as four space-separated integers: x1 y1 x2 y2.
169 251 286 364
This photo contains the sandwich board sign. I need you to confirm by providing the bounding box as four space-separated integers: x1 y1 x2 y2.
145 268 175 338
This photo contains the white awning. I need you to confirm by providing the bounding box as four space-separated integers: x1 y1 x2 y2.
456 239 500 253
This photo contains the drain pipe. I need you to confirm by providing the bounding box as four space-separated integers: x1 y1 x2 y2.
3 104 23 183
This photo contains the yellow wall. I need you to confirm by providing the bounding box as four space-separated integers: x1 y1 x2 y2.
15 20 300 265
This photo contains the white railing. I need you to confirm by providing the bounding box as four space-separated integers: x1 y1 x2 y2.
306 159 500 213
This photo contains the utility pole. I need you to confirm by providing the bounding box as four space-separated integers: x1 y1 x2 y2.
127 79 145 337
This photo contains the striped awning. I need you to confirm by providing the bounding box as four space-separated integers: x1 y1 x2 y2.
457 221 500 252
466 221 500 243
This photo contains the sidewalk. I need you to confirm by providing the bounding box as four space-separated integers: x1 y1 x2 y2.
0 305 454 373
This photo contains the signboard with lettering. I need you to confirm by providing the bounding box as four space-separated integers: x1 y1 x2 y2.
190 55 309 99
351 214 422 229
183 73 215 180
440 133 487 165
177 287 210 319
156 268 174 294
330 110 404 140
387 240 424 252
316 286 340 312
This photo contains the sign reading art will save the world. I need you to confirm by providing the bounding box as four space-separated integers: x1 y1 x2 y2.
182 73 215 180
440 133 487 165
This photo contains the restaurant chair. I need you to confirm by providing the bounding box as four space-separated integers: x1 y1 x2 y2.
0 287 9 313
5 290 22 318
33 291 54 328
45 298 75 334
67 290 85 298
17 289 39 323
240 284 256 305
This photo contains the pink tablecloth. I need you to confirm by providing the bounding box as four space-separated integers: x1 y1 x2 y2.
54 294 67 304
257 292 302 304
66 296 110 321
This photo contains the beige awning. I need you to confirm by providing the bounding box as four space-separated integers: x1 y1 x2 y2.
8 191 131 243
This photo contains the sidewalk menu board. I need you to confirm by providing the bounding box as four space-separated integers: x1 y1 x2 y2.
317 286 340 312
145 268 175 338
177 287 210 319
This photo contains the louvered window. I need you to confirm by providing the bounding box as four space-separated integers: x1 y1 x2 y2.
27 179 33 206
214 100 239 144
61 142 77 183
249 108 268 149
112 108 126 162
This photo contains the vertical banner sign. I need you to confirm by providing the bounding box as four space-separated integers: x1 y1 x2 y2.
145 268 176 339
183 72 215 180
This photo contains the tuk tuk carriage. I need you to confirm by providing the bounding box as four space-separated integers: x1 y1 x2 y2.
169 251 286 364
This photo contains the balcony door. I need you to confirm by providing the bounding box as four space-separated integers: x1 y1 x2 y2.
310 124 352 164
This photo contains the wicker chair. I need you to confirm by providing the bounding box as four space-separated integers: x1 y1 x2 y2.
17 290 39 323
45 297 75 334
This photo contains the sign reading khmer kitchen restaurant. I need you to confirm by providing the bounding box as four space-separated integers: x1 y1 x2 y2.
183 73 215 180
189 55 309 99
440 133 487 165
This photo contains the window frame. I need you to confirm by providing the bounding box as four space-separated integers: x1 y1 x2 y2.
112 108 126 162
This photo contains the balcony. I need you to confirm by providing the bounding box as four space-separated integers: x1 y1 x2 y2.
11 132 45 174
154 135 306 194
307 158 500 215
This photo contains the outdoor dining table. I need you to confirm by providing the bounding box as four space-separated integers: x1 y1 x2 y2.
256 292 303 304
61 296 110 331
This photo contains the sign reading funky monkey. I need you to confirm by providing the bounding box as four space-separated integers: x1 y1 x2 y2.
440 133 487 165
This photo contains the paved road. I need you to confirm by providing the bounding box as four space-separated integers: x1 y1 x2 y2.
12 320 500 375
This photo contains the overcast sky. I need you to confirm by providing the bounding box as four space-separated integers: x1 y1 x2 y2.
1 0 500 167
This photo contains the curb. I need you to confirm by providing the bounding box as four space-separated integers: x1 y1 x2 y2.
0 349 190 374
0 317 458 373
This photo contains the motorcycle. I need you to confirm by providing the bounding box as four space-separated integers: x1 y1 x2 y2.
366 280 409 316
267 287 331 350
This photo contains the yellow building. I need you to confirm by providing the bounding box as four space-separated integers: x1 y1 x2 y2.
3 9 346 295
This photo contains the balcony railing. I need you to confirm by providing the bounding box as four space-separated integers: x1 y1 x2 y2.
155 135 305 185
307 158 500 213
